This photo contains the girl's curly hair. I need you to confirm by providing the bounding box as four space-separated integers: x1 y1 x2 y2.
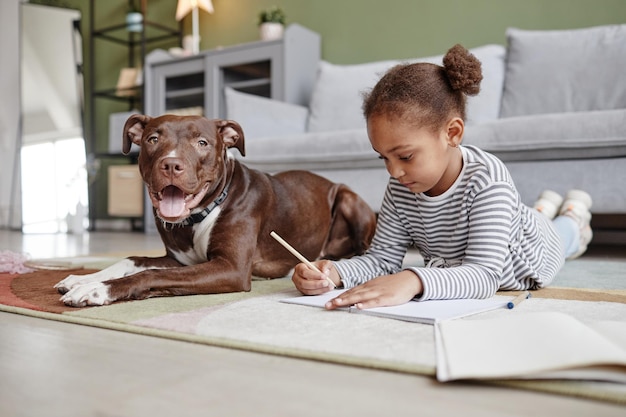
362 44 483 132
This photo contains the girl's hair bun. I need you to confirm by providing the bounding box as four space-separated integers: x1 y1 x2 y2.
442 44 482 96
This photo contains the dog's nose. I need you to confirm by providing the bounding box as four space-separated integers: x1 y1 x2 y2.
160 157 185 177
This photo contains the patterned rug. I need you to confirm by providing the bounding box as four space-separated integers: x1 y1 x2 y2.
1 268 625 405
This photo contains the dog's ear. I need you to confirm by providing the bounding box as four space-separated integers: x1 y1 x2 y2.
122 114 152 154
217 120 245 157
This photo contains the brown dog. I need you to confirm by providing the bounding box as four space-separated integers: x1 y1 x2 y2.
55 114 376 306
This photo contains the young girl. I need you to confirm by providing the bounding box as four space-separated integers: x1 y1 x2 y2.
291 44 593 310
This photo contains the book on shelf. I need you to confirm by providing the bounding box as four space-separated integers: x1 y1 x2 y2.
115 67 141 97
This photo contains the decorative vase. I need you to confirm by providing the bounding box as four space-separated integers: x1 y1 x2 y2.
259 22 284 41
126 12 143 33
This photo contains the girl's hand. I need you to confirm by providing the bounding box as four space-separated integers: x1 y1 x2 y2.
325 270 423 310
291 260 341 295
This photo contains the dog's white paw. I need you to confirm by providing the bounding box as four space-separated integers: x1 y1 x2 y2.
54 273 94 294
59 282 113 307
55 259 145 295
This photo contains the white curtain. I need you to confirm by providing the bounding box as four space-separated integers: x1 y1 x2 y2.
0 0 22 229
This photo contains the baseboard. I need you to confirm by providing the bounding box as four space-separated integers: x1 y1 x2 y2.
591 230 626 246
91 218 144 232
590 214 626 246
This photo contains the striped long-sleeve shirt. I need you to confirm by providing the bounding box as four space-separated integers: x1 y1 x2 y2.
334 145 564 300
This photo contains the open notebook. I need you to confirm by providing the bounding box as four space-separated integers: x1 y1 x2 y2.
280 289 513 325
435 311 626 383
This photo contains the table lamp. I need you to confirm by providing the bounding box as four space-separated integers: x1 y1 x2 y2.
176 0 214 54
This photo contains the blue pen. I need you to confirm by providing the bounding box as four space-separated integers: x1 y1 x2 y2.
507 291 531 309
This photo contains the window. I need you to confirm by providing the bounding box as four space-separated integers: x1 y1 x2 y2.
21 138 88 234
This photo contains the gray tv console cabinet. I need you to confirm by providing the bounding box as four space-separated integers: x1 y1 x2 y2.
142 24 321 232
144 23 320 118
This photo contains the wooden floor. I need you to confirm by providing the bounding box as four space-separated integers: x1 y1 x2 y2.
1 230 625 416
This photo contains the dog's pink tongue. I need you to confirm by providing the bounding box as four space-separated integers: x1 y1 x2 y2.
160 186 186 218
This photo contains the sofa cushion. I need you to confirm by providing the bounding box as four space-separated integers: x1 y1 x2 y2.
239 129 383 171
224 87 309 140
500 25 626 118
306 44 506 133
465 45 507 125
463 109 626 162
306 59 406 133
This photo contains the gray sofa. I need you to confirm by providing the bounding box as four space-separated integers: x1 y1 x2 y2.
226 24 626 243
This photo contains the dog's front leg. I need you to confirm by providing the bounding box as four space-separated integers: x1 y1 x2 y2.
55 256 181 303
59 264 243 307
55 259 143 294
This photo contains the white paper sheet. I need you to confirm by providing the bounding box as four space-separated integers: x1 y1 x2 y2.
435 311 626 383
281 290 512 325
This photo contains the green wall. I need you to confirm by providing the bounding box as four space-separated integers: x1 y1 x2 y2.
200 0 626 64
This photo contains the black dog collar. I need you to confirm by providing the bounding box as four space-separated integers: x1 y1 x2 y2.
162 182 230 229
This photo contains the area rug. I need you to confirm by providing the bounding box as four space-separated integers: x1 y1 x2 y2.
1 268 626 405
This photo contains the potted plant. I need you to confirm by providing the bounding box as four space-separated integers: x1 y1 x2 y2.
258 6 286 40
